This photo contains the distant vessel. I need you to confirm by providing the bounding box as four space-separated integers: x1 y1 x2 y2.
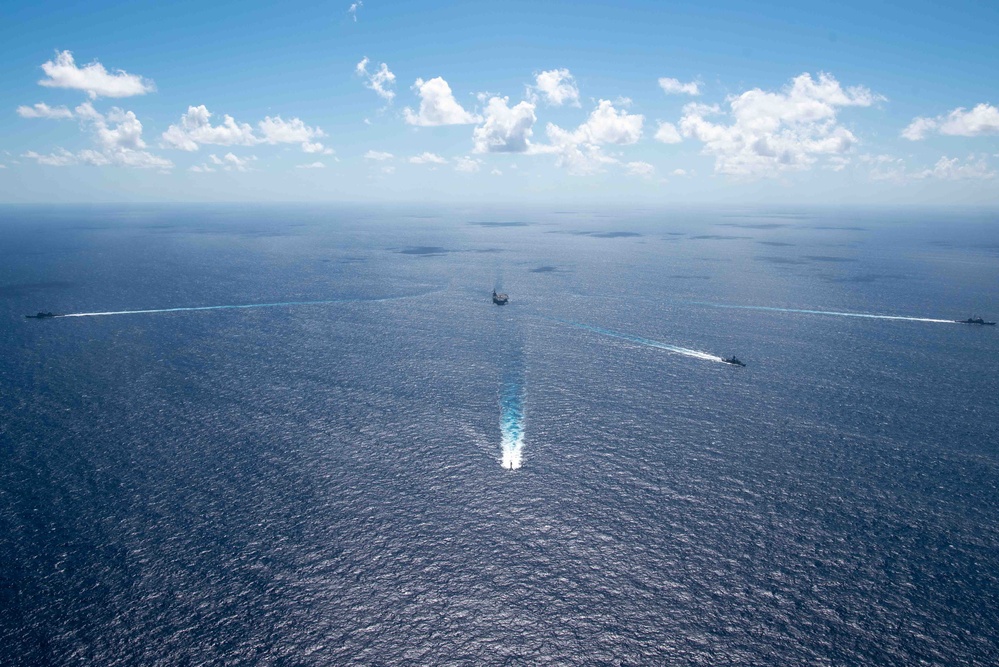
722 356 746 366
25 312 57 319
492 290 509 305
956 316 996 326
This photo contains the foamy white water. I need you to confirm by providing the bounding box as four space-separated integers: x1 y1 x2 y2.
499 377 525 470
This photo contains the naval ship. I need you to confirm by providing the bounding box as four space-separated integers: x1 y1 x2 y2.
956 316 996 326
492 290 509 305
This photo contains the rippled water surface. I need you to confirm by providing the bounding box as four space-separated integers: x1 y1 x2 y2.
2 204 998 665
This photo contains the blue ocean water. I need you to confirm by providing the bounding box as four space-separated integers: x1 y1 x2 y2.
1 204 998 665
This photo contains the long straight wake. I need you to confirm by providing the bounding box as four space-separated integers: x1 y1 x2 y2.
694 302 956 324
554 318 725 362
500 377 525 470
55 290 442 318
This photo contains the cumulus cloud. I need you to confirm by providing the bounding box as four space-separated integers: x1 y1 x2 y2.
530 69 580 107
916 155 994 180
22 149 77 167
162 107 330 154
533 99 644 175
862 153 994 182
671 168 688 176
162 105 256 151
404 77 480 126
677 72 879 177
902 103 999 140
472 97 537 153
626 161 655 178
17 102 73 120
538 125 618 175
209 152 255 172
297 161 326 169
659 77 700 96
258 115 331 153
22 103 172 169
364 150 394 160
408 152 447 165
39 50 155 99
654 121 682 144
189 164 215 173
573 99 644 145
454 156 482 172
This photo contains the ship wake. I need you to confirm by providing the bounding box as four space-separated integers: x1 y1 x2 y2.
555 319 726 363
56 290 442 318
695 302 956 324
500 377 525 470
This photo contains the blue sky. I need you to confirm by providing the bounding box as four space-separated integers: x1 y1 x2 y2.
1 0 997 204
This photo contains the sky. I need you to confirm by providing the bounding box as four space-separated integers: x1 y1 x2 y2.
0 0 997 205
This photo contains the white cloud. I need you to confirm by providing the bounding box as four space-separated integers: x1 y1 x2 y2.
530 69 580 107
539 124 618 175
209 152 255 172
297 161 327 169
404 77 480 126
916 155 994 180
490 168 502 176
671 168 688 176
17 102 73 120
161 107 329 154
23 103 172 169
626 161 655 177
659 77 701 96
902 104 999 140
901 117 938 141
532 99 644 175
409 152 447 165
356 57 396 103
574 99 644 145
654 121 682 144
472 97 536 153
454 156 482 172
678 72 878 177
162 105 256 151
38 50 155 99
302 141 334 154
862 153 994 182
364 150 394 160
827 155 851 171
189 164 215 173
257 116 327 154
381 165 395 174
22 149 76 167
348 1 362 21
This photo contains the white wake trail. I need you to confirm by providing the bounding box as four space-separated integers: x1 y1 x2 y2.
695 302 957 324
55 290 442 318
555 319 726 363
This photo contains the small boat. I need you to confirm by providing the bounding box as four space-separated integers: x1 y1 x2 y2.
722 356 746 366
492 290 509 305
25 312 58 319
956 316 996 326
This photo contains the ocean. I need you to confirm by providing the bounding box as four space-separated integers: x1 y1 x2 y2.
2 204 998 665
